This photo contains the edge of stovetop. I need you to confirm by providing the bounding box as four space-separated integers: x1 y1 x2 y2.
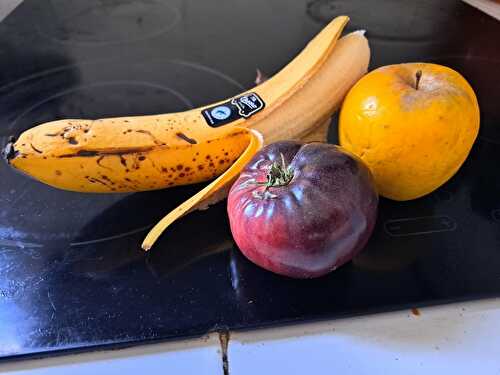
2 291 498 363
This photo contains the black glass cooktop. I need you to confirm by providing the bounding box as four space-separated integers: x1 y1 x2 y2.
0 0 499 361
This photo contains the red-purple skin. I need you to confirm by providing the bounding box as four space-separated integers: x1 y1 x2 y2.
227 141 378 279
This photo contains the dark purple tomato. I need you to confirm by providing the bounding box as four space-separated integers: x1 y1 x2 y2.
227 141 378 279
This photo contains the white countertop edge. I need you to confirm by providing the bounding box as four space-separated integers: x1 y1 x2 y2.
229 297 500 344
0 333 221 374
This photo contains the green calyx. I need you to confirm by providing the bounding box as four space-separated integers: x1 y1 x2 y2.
265 153 294 188
251 153 294 199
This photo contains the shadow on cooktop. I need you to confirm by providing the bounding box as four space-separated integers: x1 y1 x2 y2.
68 184 234 279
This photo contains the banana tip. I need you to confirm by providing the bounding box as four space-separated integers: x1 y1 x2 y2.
2 136 18 163
141 243 151 251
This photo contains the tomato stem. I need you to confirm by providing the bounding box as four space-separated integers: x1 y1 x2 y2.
248 153 294 199
265 153 294 189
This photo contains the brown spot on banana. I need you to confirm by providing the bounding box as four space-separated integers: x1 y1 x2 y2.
86 176 110 187
176 132 197 144
58 146 155 158
119 155 127 168
96 155 112 170
134 129 166 146
30 143 42 154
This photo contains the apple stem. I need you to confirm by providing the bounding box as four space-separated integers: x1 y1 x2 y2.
415 70 422 90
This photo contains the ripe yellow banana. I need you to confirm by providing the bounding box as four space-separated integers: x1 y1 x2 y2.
4 16 371 249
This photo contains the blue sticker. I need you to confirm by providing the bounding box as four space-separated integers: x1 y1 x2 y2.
210 106 232 120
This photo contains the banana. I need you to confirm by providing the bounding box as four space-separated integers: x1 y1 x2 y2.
5 16 355 193
3 16 371 249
